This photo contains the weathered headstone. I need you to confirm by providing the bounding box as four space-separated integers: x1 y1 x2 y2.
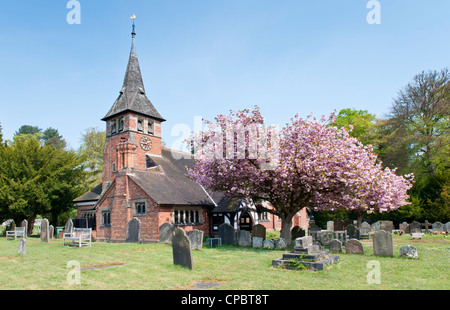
294 236 313 249
432 222 444 232
327 221 334 231
252 237 263 248
334 218 344 231
373 230 394 257
159 222 174 244
126 218 141 243
218 223 236 245
399 222 409 232
172 228 193 270
21 220 28 238
65 219 74 235
291 226 305 240
263 239 274 250
18 239 26 256
252 224 266 240
187 229 204 250
49 225 54 239
40 219 49 242
346 224 360 240
275 238 287 250
379 221 394 233
400 245 418 259
329 239 343 253
345 239 364 254
410 221 422 233
360 222 371 239
236 230 252 247
445 222 450 231
371 221 381 231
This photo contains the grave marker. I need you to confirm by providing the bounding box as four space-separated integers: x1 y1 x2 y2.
159 223 174 244
345 239 364 254
187 229 204 250
40 219 50 243
373 230 393 257
126 218 141 243
172 229 193 270
218 223 236 245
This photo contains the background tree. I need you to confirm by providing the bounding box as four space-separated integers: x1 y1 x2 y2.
42 127 67 149
188 107 413 243
0 136 88 233
333 108 377 145
78 127 106 186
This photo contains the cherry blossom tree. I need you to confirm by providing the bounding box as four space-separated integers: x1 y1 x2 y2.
187 106 414 243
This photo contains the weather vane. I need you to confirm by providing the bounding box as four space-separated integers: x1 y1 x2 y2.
131 14 136 36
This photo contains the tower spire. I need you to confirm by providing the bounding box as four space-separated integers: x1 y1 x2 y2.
131 14 136 55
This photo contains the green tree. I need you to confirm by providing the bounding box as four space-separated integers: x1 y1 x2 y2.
333 108 377 145
42 127 67 149
78 127 106 186
0 122 3 146
0 136 88 232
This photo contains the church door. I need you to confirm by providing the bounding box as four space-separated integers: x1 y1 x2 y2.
239 212 253 231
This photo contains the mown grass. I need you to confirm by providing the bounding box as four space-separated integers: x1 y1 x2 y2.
0 234 448 290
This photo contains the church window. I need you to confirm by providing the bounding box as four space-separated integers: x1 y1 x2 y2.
111 121 117 135
133 199 147 216
112 162 116 173
102 210 111 226
259 212 269 221
118 118 124 132
137 118 144 132
148 120 154 135
174 209 201 225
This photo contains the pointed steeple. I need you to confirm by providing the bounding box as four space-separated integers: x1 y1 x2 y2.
103 18 165 122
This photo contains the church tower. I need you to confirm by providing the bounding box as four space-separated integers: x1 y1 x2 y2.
102 21 166 186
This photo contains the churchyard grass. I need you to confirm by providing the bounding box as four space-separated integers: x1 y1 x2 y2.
0 234 448 290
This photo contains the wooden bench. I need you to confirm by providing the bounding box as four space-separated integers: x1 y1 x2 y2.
6 227 25 240
63 228 92 247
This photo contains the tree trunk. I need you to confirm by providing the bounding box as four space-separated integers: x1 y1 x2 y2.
280 213 295 245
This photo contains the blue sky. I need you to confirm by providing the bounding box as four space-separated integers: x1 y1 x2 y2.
1 0 449 151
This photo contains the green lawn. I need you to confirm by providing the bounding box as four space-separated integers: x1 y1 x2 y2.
0 234 448 290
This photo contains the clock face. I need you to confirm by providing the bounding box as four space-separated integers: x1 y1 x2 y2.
140 136 153 151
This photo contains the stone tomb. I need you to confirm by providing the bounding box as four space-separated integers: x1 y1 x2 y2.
272 236 339 271
172 229 193 270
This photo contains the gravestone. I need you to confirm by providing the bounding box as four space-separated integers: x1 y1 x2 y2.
49 225 54 239
291 226 305 240
159 222 174 244
373 230 394 257
329 239 343 253
410 221 422 233
400 245 418 259
126 218 141 243
327 221 334 231
294 236 313 249
445 222 450 231
172 229 193 270
18 239 26 256
399 222 409 232
275 238 287 250
345 239 364 254
21 220 28 238
40 219 50 243
65 219 74 235
187 229 203 250
432 222 444 232
252 224 266 240
237 230 252 246
379 221 394 233
252 237 263 248
309 224 321 233
334 218 344 231
360 222 371 239
218 223 236 245
371 221 381 231
346 224 360 240
263 239 274 250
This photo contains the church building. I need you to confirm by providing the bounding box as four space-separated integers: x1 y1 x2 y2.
73 22 308 243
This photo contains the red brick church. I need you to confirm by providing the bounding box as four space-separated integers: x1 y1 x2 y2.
73 23 308 242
